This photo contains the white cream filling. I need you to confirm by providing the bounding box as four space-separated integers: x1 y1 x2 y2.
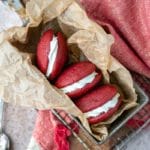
60 72 98 93
46 36 58 77
0 1 23 33
84 93 120 118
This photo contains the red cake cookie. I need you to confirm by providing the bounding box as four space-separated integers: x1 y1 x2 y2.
55 61 102 98
75 85 122 124
37 29 68 81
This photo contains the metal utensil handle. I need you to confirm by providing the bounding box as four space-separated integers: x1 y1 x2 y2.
0 99 4 133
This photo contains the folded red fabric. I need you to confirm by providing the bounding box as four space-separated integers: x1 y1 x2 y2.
80 0 150 78
127 104 150 128
33 111 71 150
126 72 150 128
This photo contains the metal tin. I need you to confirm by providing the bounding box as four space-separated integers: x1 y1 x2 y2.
101 83 149 144
53 83 148 147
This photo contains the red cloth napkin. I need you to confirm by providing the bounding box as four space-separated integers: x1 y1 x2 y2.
32 110 71 150
80 0 150 78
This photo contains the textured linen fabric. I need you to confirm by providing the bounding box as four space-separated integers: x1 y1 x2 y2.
80 0 150 78
28 111 71 150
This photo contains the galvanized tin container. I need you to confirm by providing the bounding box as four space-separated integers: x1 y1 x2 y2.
53 83 149 147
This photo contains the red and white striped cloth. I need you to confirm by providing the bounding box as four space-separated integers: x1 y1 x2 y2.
127 72 150 128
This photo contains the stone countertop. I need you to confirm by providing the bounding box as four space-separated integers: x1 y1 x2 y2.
3 103 150 150
126 126 150 150
3 103 36 150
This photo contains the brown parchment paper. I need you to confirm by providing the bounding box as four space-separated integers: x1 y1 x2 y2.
0 0 137 140
0 0 73 43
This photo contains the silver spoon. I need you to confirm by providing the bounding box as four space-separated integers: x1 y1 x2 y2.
0 99 10 150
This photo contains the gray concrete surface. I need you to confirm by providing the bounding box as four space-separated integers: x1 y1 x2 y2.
2 102 150 150
126 126 150 150
3 103 36 150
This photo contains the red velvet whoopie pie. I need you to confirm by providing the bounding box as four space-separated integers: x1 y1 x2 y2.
37 29 68 81
55 61 102 99
75 85 122 124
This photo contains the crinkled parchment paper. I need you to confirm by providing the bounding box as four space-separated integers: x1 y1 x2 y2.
0 0 73 43
0 0 137 140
